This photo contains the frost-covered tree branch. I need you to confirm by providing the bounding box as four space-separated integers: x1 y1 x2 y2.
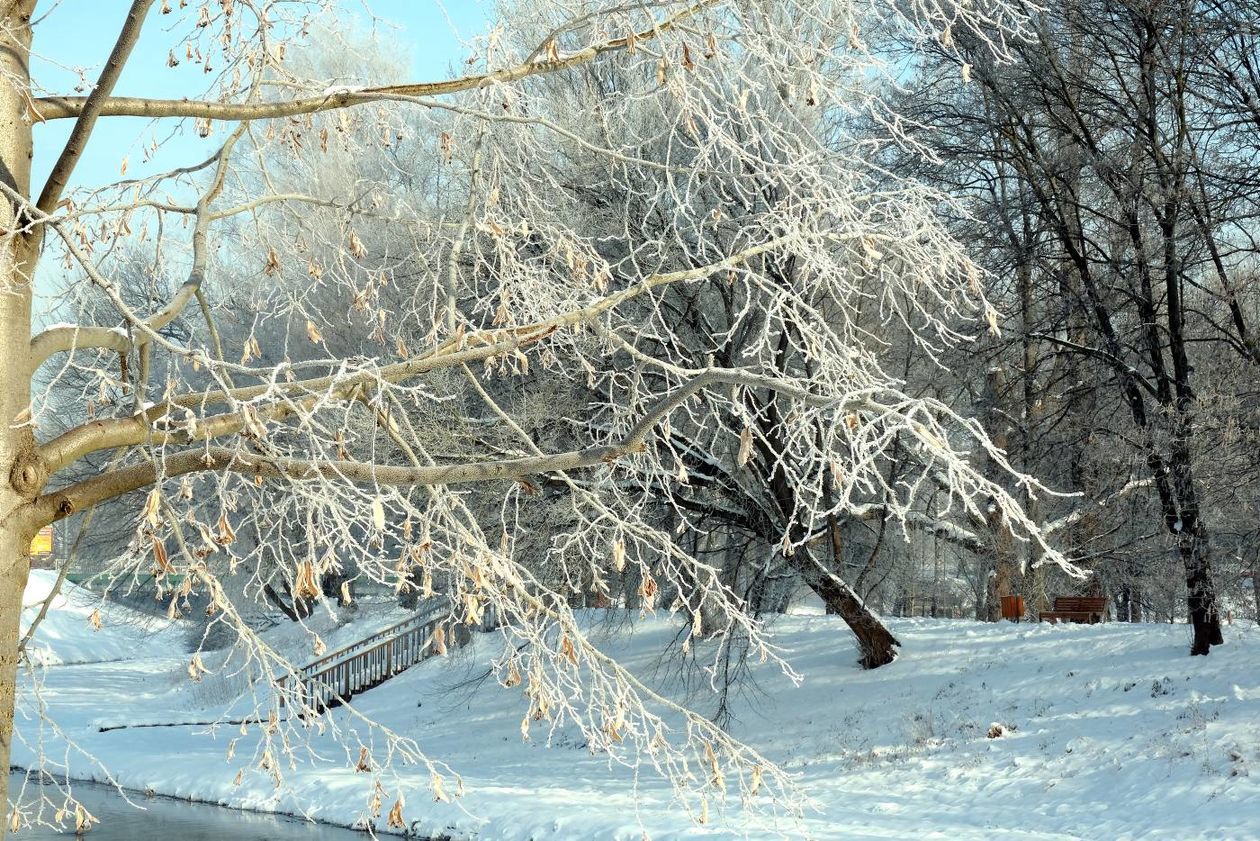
0 0 1067 836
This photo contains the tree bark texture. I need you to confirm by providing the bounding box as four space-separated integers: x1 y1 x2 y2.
1 5 40 835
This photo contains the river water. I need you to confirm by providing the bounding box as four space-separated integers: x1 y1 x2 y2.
7 772 371 839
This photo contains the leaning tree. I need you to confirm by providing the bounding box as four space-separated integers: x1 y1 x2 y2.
1 0 1075 834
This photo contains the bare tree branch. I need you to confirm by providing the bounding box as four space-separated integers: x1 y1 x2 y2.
30 369 870 527
34 0 155 215
28 1 715 123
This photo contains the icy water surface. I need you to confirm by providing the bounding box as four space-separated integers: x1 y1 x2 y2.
7 772 370 839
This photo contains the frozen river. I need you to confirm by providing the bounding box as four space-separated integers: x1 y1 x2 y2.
7 772 372 840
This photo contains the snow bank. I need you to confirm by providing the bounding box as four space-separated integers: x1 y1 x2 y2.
14 589 1260 839
20 570 183 666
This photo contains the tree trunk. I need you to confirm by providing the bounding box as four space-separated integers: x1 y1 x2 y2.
1118 583 1143 623
1252 552 1260 623
983 563 1000 622
0 538 32 838
985 511 1023 621
1181 529 1223 656
978 368 1023 621
263 581 314 621
813 467 898 667
1 8 41 834
796 556 899 669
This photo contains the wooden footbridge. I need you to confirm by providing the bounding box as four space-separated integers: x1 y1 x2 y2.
278 598 474 713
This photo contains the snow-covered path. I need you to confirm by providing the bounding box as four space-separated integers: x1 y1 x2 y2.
14 575 1260 839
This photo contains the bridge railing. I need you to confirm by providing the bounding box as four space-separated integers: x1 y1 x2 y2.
277 597 471 713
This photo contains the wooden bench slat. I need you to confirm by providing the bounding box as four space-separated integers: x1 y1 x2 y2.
1053 597 1108 611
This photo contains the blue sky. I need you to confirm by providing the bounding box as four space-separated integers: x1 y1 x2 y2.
30 1 490 193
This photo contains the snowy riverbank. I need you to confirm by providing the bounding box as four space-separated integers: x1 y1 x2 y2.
15 571 1260 839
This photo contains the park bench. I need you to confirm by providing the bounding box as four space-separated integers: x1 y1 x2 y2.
1039 596 1109 624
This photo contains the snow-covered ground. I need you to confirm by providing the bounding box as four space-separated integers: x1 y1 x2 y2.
18 570 187 666
15 571 1260 839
